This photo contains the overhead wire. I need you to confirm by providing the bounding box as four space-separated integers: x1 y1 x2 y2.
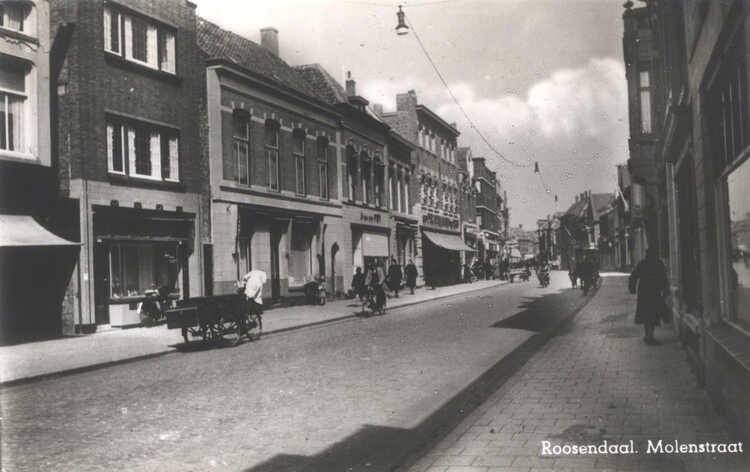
403 12 534 170
401 8 558 205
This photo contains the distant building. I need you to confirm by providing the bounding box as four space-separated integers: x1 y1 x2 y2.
383 90 469 287
472 157 500 264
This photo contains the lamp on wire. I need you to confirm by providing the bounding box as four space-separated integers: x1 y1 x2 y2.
395 5 409 35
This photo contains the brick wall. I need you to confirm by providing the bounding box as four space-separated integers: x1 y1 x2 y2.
52 0 203 194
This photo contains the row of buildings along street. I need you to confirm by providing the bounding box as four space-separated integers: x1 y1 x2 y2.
530 0 750 446
0 0 534 345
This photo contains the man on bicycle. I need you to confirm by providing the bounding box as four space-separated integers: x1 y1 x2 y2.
365 262 386 310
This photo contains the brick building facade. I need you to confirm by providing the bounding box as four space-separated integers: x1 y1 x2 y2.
52 0 205 329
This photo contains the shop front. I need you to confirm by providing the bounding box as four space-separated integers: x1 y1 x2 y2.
421 227 473 287
0 215 80 344
234 205 324 302
92 206 194 327
395 217 418 266
344 206 391 284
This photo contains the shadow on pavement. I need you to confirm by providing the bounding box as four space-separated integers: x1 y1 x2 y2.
491 287 592 333
242 287 595 472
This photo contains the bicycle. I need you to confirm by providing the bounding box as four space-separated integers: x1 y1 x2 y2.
361 285 386 316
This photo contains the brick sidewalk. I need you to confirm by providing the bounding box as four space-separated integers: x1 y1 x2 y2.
407 275 749 472
0 279 505 385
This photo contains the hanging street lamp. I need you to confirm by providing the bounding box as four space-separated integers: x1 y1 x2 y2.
395 5 409 36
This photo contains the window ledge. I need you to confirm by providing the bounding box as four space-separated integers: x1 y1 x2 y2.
104 52 181 84
705 322 750 373
109 173 186 191
0 150 39 163
0 28 38 45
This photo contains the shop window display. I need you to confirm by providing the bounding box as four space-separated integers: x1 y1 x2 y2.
109 242 179 298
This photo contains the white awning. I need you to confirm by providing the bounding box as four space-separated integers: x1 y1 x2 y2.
0 215 79 247
362 231 389 257
423 230 475 252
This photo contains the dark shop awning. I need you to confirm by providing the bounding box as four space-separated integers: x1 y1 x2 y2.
423 230 475 252
0 215 79 247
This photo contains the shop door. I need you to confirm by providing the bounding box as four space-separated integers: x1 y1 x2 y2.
94 243 110 324
270 229 282 299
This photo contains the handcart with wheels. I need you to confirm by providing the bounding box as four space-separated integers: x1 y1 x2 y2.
165 294 262 346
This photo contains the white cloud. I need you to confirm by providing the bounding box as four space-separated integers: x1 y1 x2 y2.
360 58 628 228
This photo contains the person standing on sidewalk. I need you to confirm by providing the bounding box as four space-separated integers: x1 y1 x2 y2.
387 258 403 298
629 247 670 345
405 259 418 294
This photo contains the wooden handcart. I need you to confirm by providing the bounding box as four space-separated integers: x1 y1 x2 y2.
166 294 262 345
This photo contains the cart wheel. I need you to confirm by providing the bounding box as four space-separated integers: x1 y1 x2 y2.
220 318 244 346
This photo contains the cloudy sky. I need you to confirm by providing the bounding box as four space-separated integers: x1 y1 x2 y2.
194 0 629 229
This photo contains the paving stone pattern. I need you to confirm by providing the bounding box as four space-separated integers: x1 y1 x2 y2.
407 275 749 472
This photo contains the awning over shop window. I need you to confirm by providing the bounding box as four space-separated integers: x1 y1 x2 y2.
0 215 79 247
362 231 389 257
423 230 475 252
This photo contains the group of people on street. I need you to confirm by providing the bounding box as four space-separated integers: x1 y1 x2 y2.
463 258 498 283
350 259 419 309
568 255 600 294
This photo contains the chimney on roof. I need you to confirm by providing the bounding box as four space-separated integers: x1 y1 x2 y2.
396 90 418 113
260 27 279 57
345 71 356 96
373 103 384 117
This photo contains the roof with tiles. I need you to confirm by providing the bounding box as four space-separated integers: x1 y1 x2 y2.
196 18 325 102
294 64 349 106
295 63 384 124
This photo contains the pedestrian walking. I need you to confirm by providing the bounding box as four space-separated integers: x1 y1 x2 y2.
628 248 670 345
568 259 578 288
351 266 366 300
387 258 403 298
405 259 418 294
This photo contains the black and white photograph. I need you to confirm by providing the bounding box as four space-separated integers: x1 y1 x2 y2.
0 0 749 470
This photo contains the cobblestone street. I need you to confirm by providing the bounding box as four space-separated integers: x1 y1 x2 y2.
1 273 585 472
406 274 749 472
